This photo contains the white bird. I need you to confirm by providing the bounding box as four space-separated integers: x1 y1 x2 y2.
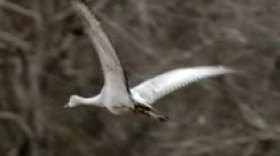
65 0 239 122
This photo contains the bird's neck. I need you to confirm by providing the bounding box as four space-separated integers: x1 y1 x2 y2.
78 95 102 105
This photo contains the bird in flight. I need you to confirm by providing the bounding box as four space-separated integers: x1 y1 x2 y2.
65 0 239 122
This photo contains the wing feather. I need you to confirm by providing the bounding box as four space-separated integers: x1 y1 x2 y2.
71 0 130 93
131 66 237 105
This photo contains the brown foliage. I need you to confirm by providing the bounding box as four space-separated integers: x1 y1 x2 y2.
1 0 280 156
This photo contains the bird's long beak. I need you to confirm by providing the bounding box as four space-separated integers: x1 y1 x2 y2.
64 104 70 108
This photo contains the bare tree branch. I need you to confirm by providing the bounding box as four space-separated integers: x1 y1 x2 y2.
0 0 40 21
163 129 279 155
0 111 33 139
0 29 32 51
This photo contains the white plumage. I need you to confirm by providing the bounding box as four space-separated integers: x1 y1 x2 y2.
131 66 236 105
66 0 239 122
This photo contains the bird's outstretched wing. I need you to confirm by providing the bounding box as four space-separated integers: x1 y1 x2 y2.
131 66 238 105
71 0 130 93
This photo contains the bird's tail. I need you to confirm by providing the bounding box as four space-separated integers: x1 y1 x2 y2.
133 103 169 122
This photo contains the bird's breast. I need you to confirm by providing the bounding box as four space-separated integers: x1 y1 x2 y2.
107 104 132 115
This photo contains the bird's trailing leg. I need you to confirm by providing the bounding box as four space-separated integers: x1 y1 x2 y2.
133 104 169 122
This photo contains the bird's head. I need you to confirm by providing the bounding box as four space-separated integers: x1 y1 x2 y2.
64 95 83 108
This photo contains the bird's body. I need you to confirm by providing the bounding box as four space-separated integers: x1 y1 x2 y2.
66 0 240 122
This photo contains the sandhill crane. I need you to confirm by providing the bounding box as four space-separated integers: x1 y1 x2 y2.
65 0 239 122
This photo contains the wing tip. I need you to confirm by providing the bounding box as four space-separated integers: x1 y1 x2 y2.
217 66 245 76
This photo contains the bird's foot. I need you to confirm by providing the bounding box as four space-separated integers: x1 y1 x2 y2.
147 112 169 122
158 115 169 122
133 104 169 122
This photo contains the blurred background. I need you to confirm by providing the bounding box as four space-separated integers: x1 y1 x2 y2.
1 0 280 156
